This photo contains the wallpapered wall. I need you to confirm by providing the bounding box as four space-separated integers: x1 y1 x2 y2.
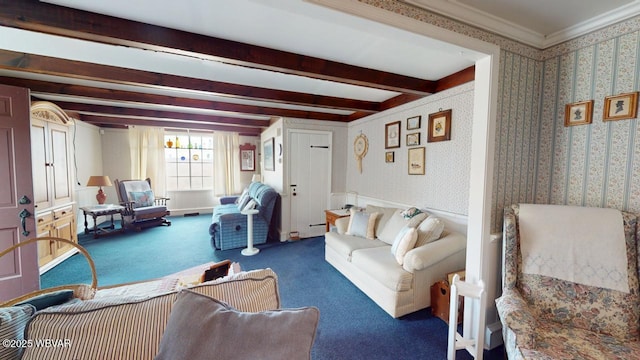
347 83 474 215
360 0 640 232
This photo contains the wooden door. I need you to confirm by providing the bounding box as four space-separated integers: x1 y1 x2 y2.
289 130 331 238
49 123 72 206
0 84 38 301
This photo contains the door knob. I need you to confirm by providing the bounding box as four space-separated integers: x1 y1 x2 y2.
19 195 31 204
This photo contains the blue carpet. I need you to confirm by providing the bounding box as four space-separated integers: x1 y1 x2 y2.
42 214 504 360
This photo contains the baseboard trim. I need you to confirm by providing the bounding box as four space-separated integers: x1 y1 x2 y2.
485 321 503 349
39 248 78 275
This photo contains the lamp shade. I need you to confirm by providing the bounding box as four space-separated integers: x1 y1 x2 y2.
86 176 112 187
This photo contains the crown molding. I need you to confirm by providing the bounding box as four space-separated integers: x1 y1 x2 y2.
402 0 640 49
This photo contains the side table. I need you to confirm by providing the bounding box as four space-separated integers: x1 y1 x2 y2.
80 204 125 239
325 208 350 232
240 209 260 256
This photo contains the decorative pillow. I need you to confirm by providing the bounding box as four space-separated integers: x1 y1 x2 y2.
0 304 36 360
365 205 398 236
242 199 257 212
235 188 249 206
377 209 427 245
390 226 418 265
345 208 378 239
401 207 423 219
415 216 445 247
16 289 74 311
155 290 320 360
128 190 154 208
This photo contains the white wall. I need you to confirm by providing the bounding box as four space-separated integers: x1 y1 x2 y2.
346 82 474 216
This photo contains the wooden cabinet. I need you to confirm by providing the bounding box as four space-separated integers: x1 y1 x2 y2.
31 101 77 272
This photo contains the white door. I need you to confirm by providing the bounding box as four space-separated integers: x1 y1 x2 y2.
289 130 331 238
0 84 39 302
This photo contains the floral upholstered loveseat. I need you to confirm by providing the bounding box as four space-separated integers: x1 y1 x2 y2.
496 204 640 359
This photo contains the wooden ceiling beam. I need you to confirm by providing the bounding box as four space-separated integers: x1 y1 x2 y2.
0 76 353 122
49 101 269 128
0 0 436 96
78 114 262 135
0 49 380 113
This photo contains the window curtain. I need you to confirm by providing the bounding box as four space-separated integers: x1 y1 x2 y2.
213 131 242 196
129 126 166 196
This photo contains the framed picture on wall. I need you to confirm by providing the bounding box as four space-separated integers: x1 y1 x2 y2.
603 92 639 121
408 147 425 175
263 137 275 171
385 151 394 163
407 115 421 130
385 121 401 149
428 109 452 142
564 100 593 126
239 143 256 171
406 132 420 146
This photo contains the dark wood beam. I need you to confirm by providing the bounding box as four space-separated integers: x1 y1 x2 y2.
1 77 353 121
0 49 380 113
0 0 437 95
434 65 475 92
49 101 269 128
79 114 262 135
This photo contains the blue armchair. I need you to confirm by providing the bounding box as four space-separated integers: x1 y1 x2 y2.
209 182 279 250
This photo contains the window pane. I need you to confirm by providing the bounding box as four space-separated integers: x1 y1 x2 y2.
191 177 203 189
202 162 213 175
166 163 178 177
166 176 178 191
177 149 189 161
191 149 202 162
177 177 191 190
203 176 213 188
202 150 213 162
177 163 189 175
191 162 202 177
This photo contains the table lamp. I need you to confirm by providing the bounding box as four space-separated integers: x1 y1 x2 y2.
86 175 112 205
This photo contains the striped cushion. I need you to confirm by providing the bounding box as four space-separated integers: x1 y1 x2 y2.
188 268 280 311
0 305 36 360
22 292 177 360
21 268 280 360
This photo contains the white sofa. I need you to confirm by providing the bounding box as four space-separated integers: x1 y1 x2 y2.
325 205 466 318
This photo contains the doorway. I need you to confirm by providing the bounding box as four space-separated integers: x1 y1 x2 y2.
288 130 332 239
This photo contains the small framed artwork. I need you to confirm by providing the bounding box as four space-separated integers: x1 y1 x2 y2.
385 151 395 163
407 115 421 130
263 137 275 171
564 100 593 126
385 121 401 149
406 132 420 146
428 109 452 142
239 143 256 171
408 147 425 175
603 92 639 121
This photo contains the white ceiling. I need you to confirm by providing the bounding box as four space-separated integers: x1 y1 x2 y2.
0 0 636 130
405 0 640 48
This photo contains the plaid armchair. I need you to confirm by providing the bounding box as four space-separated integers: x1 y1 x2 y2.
114 178 171 231
496 204 640 359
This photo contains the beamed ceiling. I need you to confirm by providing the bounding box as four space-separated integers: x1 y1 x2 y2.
0 0 477 135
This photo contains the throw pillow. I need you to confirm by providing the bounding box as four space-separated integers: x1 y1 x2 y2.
155 290 320 360
377 209 427 245
415 216 445 247
237 193 252 210
401 207 423 219
235 187 249 205
242 199 257 212
16 289 74 311
128 191 154 208
365 205 398 236
390 226 418 265
0 304 36 360
345 208 378 239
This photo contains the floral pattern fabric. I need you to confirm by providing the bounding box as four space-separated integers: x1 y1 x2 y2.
497 204 640 359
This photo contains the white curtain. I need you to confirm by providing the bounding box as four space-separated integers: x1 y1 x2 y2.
129 126 166 196
213 131 242 196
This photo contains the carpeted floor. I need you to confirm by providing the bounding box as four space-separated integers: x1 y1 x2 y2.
42 214 505 360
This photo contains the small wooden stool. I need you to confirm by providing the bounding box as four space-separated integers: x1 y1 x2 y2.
447 274 486 360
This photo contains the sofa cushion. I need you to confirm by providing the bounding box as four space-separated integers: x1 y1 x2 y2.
129 190 154 208
155 290 319 360
188 268 280 312
325 232 388 259
0 304 36 360
22 292 178 360
366 205 398 236
346 208 378 239
390 226 418 265
351 247 413 292
415 216 445 247
378 209 427 245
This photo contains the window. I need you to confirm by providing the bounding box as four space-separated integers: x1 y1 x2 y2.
165 130 214 190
